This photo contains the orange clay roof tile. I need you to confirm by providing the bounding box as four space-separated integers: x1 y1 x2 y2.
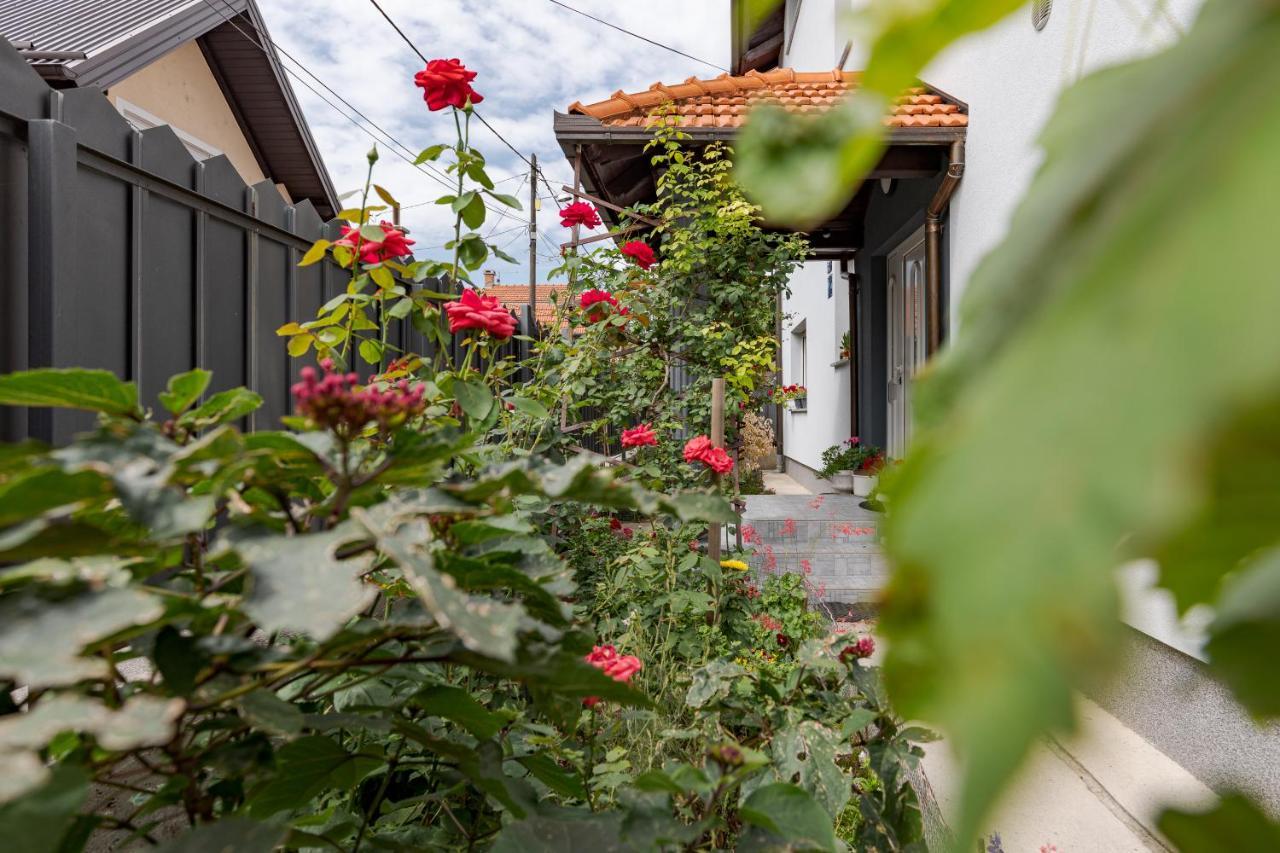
569 68 966 130
482 284 569 326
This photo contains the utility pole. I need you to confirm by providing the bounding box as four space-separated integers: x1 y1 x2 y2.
528 153 538 314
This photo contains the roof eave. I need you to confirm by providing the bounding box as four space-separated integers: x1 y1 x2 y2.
554 111 967 147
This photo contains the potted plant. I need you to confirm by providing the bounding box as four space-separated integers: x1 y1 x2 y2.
853 446 886 497
839 331 852 361
819 436 867 493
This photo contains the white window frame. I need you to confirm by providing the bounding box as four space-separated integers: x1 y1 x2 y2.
115 98 223 162
791 319 808 411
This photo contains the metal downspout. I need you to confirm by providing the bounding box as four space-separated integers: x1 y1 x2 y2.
925 139 965 355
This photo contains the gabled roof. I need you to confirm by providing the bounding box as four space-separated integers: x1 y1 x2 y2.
0 0 337 217
569 68 968 131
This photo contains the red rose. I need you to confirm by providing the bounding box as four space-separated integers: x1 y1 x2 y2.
580 288 620 324
703 446 734 475
621 241 655 269
683 435 713 464
333 221 415 266
444 288 517 339
621 423 658 448
559 201 601 229
413 58 483 111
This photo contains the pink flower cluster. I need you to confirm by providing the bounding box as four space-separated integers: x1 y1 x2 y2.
620 423 658 448
682 435 734 475
292 359 425 435
741 524 761 546
583 644 643 708
833 523 876 539
839 636 876 663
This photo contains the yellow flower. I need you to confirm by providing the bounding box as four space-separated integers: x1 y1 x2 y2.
720 559 749 571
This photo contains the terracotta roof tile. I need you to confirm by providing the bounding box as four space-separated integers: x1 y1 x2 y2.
482 284 569 326
569 68 966 130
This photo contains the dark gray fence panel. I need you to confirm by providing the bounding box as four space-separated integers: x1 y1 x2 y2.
0 41 542 444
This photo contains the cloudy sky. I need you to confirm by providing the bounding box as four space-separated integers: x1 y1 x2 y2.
255 0 732 285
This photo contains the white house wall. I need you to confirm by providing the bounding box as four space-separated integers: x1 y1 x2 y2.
780 260 851 475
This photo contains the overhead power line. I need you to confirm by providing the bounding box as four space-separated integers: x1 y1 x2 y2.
196 0 518 226
364 0 570 204
545 0 728 73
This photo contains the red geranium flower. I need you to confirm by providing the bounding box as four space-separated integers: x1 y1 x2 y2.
413 58 483 111
559 201 601 230
333 221 415 266
621 423 658 448
620 240 656 269
443 288 517 339
583 644 643 708
580 288 620 324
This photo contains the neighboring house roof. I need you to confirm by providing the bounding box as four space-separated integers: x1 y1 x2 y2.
484 284 569 327
569 68 968 131
0 0 337 218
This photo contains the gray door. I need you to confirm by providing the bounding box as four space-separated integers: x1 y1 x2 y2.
885 226 928 457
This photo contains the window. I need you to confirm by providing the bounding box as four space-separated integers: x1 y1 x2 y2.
115 99 223 162
1032 0 1053 31
791 319 807 411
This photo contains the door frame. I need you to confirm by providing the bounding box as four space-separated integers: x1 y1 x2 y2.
885 225 927 458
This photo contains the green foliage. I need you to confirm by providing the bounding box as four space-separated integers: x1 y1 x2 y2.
1159 794 1280 852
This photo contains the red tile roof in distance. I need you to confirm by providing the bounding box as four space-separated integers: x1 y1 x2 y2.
482 284 568 326
569 68 967 129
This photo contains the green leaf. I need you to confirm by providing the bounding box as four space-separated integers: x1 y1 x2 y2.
239 689 305 736
353 511 524 662
485 191 522 209
686 659 746 708
372 183 399 207
515 753 588 800
508 397 549 419
369 264 395 291
878 1 1280 847
738 783 837 852
158 369 212 416
457 234 489 271
767 722 850 819
299 238 331 267
227 524 377 641
358 337 384 366
0 588 164 688
1159 794 1280 852
1204 550 1280 717
461 193 487 230
452 190 478 215
249 735 377 817
413 686 505 740
0 369 139 417
415 143 449 164
454 379 494 420
0 765 88 853
155 819 289 853
0 468 111 527
154 625 203 696
359 223 386 243
177 388 262 431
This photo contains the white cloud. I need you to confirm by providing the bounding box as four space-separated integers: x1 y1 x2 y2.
256 0 731 284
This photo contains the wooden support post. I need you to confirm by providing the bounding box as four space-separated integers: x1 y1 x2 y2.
709 377 725 562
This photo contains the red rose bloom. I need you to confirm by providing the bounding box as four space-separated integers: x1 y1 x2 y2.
620 240 656 269
333 221 415 266
413 58 483 111
444 288 517 339
559 201 601 230
621 423 658 448
580 288 620 324
703 446 734 475
683 435 713 464
583 644 643 708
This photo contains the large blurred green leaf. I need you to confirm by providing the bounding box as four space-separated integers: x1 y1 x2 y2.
248 735 378 817
0 765 88 853
155 819 288 853
738 782 837 852
0 369 139 418
878 0 1280 846
1159 794 1280 852
157 369 211 416
1204 550 1280 718
227 524 377 641
762 722 849 820
0 588 163 688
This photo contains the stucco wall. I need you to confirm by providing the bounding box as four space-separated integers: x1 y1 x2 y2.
107 41 267 187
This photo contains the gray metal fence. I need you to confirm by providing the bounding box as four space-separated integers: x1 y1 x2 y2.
0 42 535 445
